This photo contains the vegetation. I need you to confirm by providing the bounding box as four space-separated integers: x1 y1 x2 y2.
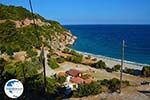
0 4 41 20
55 76 66 84
46 77 58 94
62 48 70 53
112 64 121 71
141 66 150 77
63 49 83 63
123 67 135 75
0 4 72 99
48 58 60 69
0 4 69 56
99 78 130 92
56 56 65 63
91 60 106 69
66 56 83 63
74 82 101 97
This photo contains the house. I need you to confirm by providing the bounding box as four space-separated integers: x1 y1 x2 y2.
66 69 81 77
70 77 84 84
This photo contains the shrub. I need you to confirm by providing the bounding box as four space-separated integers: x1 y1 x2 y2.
123 67 135 75
0 58 6 71
99 79 109 86
66 56 83 64
56 76 66 84
56 56 65 63
27 49 38 57
91 60 106 69
122 80 130 86
62 48 70 53
98 78 130 92
141 66 150 77
69 50 82 57
75 82 101 97
108 78 120 92
112 64 121 71
46 77 58 94
48 58 59 69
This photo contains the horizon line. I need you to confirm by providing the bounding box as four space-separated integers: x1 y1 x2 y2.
63 23 150 26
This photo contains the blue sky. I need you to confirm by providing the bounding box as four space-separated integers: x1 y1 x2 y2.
1 0 150 25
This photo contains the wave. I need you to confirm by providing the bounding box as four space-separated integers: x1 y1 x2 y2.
75 50 150 67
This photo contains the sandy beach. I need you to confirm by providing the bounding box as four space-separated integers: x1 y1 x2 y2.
77 51 149 70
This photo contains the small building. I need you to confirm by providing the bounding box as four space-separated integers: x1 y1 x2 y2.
70 77 84 84
66 69 81 77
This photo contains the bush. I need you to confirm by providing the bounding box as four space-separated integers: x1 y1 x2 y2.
141 66 150 77
62 48 70 53
56 56 65 63
123 67 135 75
98 78 130 92
112 64 121 71
48 58 60 69
56 76 66 84
66 56 83 64
27 49 38 57
108 78 120 92
46 77 58 94
91 60 106 69
69 50 82 57
99 79 110 86
75 82 101 97
122 80 130 86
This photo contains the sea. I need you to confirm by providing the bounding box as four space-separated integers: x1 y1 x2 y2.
64 25 150 65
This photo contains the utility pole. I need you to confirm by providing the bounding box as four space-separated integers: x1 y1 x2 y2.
41 46 47 93
119 40 125 94
28 0 47 93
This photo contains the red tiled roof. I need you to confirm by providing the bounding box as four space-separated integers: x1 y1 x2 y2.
84 79 93 84
66 69 81 77
70 77 84 84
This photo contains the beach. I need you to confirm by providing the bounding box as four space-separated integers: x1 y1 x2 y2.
78 51 147 70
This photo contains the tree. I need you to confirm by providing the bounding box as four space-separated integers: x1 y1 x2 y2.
75 82 101 97
112 64 121 71
141 66 150 77
48 58 59 69
91 60 106 69
66 56 83 63
56 57 65 63
46 77 58 94
62 48 70 53
108 78 120 92
123 67 135 75
56 76 66 84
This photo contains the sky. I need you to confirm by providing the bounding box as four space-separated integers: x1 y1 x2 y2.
1 0 150 25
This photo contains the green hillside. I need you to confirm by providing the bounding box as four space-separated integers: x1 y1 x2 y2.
0 4 70 56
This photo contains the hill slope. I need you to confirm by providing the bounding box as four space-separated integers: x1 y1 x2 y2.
0 4 76 56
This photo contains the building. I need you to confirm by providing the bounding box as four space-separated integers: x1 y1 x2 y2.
66 69 81 77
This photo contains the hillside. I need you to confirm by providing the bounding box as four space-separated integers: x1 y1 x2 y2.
0 4 77 99
0 4 76 56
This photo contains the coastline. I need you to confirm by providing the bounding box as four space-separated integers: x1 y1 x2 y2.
75 50 149 70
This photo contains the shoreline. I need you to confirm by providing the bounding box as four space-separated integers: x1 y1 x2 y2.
75 50 149 70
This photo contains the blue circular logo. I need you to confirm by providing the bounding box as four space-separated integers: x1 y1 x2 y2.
4 79 24 99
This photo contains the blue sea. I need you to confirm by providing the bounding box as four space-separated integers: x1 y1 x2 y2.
64 25 150 65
